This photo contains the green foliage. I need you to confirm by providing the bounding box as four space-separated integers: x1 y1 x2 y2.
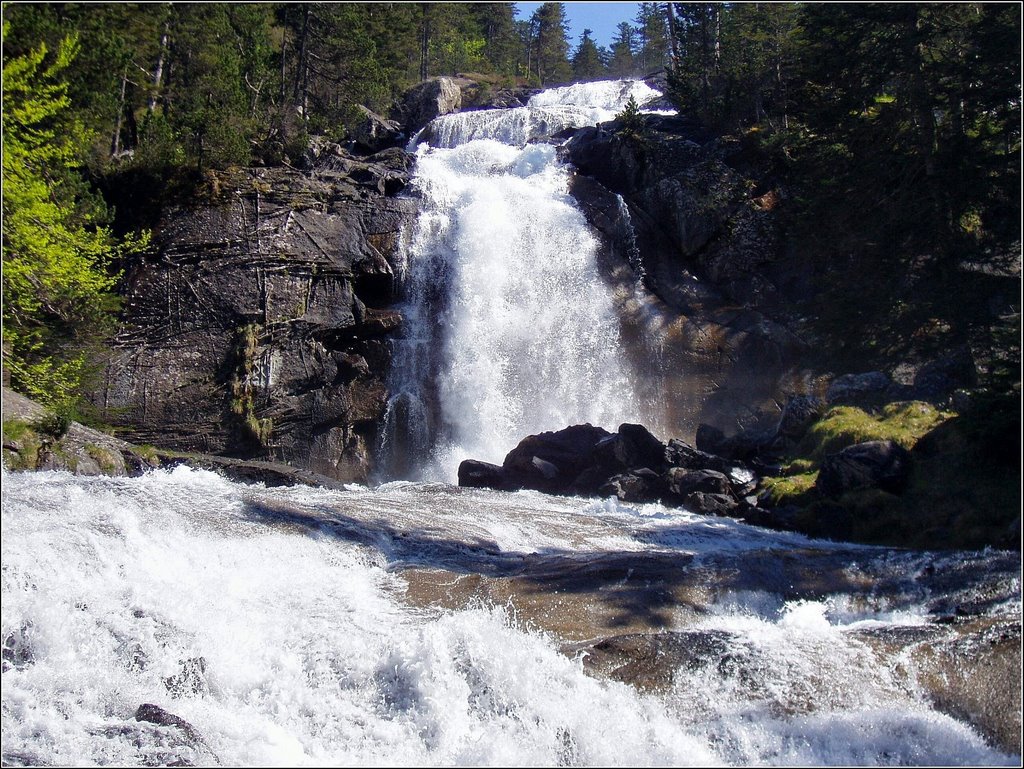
2 21 150 414
571 28 605 82
797 402 953 461
615 94 646 140
528 2 573 85
607 22 637 78
31 411 71 440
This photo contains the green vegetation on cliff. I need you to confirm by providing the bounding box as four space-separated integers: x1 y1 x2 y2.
1 21 148 417
761 398 1020 550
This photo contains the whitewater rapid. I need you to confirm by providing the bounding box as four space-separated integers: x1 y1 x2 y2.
381 80 665 481
3 467 1020 766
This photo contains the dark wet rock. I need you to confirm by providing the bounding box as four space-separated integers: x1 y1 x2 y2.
501 424 613 494
570 630 736 691
135 704 202 744
776 395 824 446
613 423 667 471
93 157 418 483
164 657 208 698
664 437 735 474
695 421 774 462
2 622 35 672
599 469 664 504
667 468 734 498
815 440 911 498
351 105 403 153
680 491 739 516
458 459 505 490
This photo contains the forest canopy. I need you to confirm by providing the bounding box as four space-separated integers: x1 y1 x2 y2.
2 2 1020 412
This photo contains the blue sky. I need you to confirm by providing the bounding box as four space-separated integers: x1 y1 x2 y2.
515 2 642 51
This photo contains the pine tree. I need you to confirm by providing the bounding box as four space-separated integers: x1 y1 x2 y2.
530 2 572 85
634 3 669 75
608 22 638 78
572 28 605 82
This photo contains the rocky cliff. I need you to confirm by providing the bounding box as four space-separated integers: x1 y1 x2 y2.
96 146 418 483
563 113 814 441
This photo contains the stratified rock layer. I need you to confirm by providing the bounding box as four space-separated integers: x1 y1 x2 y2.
97 149 418 482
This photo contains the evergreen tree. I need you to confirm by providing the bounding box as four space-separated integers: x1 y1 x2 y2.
634 3 669 75
608 22 638 78
529 2 572 85
572 28 605 82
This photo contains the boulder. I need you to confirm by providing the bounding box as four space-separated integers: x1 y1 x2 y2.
400 77 463 135
776 395 824 445
664 437 734 474
680 491 739 516
667 468 734 498
457 459 505 489
613 423 666 471
502 424 613 494
599 469 664 504
351 105 402 153
815 440 911 498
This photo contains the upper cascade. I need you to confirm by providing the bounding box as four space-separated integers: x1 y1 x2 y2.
419 79 666 150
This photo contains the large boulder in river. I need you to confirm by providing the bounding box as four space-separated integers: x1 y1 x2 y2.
399 77 463 135
93 150 419 483
815 440 911 498
501 424 614 494
457 459 504 489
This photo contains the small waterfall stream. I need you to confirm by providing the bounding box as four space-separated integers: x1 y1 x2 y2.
381 80 664 481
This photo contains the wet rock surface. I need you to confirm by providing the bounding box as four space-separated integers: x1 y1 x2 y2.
95 150 419 483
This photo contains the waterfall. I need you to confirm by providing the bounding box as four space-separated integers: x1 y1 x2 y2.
381 80 664 481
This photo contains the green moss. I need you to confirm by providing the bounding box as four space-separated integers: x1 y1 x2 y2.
228 323 273 449
797 401 953 460
134 444 159 461
1 419 43 470
85 443 119 474
2 418 33 443
760 471 818 506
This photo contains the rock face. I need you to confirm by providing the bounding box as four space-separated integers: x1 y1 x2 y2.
96 149 418 483
399 77 464 135
563 116 810 443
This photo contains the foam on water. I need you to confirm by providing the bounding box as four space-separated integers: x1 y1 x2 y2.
3 468 1018 766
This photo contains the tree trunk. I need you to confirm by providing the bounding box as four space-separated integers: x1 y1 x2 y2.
148 20 169 114
665 3 680 68
111 69 128 156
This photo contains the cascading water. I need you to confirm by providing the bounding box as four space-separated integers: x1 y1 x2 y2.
2 467 1019 766
381 80 664 481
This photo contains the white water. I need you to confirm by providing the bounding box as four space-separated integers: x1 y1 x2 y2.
2 468 1018 766
382 80 663 481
